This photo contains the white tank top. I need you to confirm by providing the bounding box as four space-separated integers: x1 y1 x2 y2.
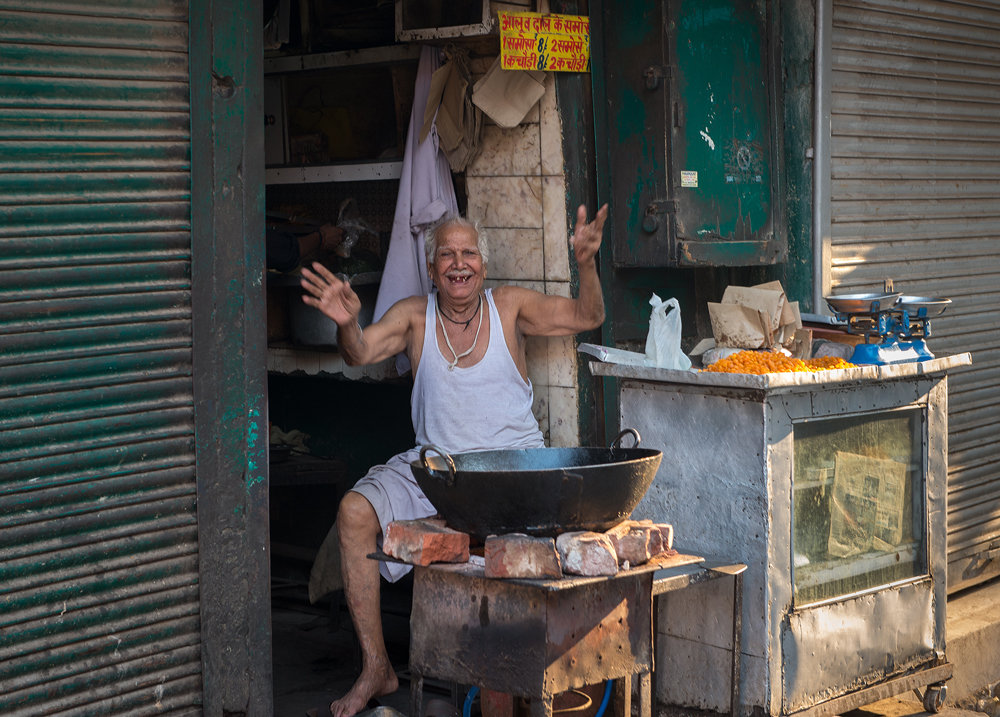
412 289 544 453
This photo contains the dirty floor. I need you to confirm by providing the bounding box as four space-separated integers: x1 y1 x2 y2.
271 570 466 717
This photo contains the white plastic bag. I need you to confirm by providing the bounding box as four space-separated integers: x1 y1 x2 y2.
644 294 692 370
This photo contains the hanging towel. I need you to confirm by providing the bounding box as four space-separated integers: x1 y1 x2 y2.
373 45 459 375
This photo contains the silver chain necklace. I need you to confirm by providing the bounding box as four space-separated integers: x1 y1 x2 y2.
437 294 484 370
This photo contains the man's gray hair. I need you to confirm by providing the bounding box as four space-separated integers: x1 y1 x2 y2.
424 215 489 266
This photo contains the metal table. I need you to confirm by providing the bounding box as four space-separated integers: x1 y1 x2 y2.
405 551 746 717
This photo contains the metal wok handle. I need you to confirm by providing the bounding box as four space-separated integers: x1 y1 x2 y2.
419 445 457 487
610 428 641 449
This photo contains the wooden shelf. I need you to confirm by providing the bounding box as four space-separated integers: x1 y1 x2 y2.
264 44 422 74
267 346 398 381
265 161 402 185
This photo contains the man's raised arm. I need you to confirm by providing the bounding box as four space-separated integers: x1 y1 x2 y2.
514 203 608 337
300 262 412 366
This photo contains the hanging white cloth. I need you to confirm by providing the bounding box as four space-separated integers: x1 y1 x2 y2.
373 45 459 375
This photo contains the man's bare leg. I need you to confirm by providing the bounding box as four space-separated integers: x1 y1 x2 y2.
329 491 399 717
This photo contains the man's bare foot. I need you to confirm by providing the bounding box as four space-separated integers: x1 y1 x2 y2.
328 661 398 717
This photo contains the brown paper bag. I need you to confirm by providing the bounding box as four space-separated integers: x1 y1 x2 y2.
708 302 773 348
722 285 785 333
753 281 798 327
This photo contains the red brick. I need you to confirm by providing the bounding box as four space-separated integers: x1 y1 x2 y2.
383 519 470 566
605 521 657 566
636 519 673 552
654 522 674 552
555 531 619 576
604 520 675 566
484 533 562 579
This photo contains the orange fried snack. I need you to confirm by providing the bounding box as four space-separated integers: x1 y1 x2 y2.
703 350 856 375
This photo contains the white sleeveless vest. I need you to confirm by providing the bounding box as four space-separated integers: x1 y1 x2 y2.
411 289 544 453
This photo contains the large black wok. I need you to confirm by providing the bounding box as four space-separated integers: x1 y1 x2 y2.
410 429 662 541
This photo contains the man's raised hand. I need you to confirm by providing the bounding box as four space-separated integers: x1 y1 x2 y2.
300 261 362 327
570 203 608 266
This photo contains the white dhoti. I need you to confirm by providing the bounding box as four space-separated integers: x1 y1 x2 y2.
349 447 437 582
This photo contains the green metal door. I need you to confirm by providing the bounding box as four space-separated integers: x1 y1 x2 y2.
0 1 202 711
593 0 785 267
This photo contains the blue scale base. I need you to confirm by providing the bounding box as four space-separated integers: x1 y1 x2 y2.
850 339 935 365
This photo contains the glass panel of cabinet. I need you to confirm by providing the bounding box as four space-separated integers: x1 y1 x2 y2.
792 408 926 605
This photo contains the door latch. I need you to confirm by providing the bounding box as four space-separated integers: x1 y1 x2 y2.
643 65 671 90
642 199 677 233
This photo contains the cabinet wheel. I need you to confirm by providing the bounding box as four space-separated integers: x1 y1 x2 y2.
922 683 947 713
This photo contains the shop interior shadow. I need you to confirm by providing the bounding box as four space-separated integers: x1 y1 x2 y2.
271 553 418 717
268 375 429 716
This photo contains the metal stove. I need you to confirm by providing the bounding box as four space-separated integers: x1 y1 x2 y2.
824 284 951 365
405 553 746 717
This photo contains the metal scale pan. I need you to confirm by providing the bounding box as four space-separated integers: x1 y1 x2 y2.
824 291 901 316
896 295 952 318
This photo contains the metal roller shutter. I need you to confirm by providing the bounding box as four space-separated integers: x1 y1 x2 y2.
0 0 203 712
829 0 1000 591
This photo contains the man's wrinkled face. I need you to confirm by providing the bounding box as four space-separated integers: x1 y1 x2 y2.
430 226 485 302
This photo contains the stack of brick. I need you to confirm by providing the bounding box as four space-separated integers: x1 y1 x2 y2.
382 518 675 579
555 519 675 576
486 520 676 578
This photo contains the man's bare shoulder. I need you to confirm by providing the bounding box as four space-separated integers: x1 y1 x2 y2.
386 294 429 319
489 285 518 313
494 284 553 311
400 294 429 309
491 284 543 304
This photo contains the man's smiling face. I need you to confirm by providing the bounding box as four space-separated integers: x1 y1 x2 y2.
429 225 485 304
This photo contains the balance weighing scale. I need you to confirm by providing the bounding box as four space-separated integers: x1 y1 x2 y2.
824 289 952 365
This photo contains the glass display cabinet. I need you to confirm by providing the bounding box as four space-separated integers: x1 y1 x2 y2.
590 354 970 717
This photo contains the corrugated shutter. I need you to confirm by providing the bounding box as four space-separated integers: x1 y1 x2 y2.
829 0 1000 592
0 1 203 712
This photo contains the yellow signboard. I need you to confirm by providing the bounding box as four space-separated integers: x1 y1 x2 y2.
499 12 591 73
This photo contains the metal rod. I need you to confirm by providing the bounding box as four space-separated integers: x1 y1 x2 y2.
411 673 424 717
730 572 744 717
638 672 652 717
813 0 833 313
614 675 632 717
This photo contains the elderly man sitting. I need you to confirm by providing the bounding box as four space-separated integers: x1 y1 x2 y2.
299 203 609 717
